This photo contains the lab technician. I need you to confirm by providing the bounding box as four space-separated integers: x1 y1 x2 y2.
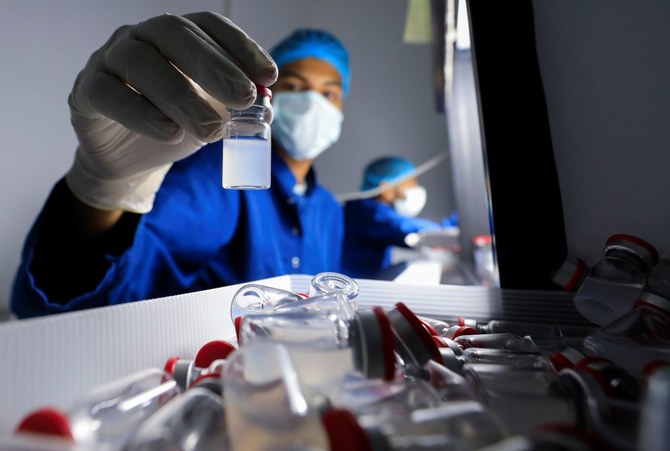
341 156 444 279
11 12 350 319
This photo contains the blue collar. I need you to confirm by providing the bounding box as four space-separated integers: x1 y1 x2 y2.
271 150 317 197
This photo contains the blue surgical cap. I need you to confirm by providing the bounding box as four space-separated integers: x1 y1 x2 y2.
270 29 350 95
361 156 417 191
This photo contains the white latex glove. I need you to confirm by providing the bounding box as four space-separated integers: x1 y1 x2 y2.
65 12 278 213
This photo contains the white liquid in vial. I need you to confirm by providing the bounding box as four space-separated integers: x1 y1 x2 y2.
288 346 354 392
575 278 644 325
222 137 271 189
224 381 330 451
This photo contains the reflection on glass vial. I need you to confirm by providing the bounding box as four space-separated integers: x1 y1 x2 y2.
222 85 272 190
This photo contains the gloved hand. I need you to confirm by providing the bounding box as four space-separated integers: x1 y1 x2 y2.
65 12 278 213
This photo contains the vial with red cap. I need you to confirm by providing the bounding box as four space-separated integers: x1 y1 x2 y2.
476 318 593 338
222 84 272 189
454 333 587 373
417 315 451 336
386 302 442 370
221 341 332 451
122 386 226 451
163 339 236 391
325 382 496 451
454 332 536 351
404 358 479 402
582 299 670 378
574 233 659 325
436 340 561 374
328 377 444 418
462 363 576 436
15 368 181 449
322 398 505 451
237 300 396 390
558 357 642 450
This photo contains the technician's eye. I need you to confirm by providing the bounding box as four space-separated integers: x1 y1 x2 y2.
322 89 342 102
274 79 304 93
285 82 302 92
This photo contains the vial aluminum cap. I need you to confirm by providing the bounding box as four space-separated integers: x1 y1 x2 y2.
170 359 195 391
605 234 659 268
552 256 588 292
352 307 396 381
387 302 442 366
420 319 440 336
252 84 272 114
635 291 670 314
433 335 463 355
437 347 464 373
255 84 272 99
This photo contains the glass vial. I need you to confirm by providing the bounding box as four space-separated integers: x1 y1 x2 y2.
15 368 181 448
637 245 670 309
309 272 360 311
574 233 658 325
222 84 272 190
123 387 227 451
237 305 396 389
582 301 670 377
323 398 504 451
222 341 331 451
230 283 304 322
462 363 575 436
387 302 442 369
638 364 670 451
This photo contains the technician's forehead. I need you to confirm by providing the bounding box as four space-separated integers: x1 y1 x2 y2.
279 58 341 81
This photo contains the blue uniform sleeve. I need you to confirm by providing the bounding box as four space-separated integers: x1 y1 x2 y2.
345 199 442 248
11 144 240 319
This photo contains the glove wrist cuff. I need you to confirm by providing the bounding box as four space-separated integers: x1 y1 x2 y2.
65 155 172 214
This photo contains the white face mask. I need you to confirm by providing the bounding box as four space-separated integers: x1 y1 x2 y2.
271 91 343 161
393 186 427 217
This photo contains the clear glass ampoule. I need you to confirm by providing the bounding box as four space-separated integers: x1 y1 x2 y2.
222 84 272 190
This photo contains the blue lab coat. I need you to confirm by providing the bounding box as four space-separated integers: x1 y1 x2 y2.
342 198 441 279
11 141 343 318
